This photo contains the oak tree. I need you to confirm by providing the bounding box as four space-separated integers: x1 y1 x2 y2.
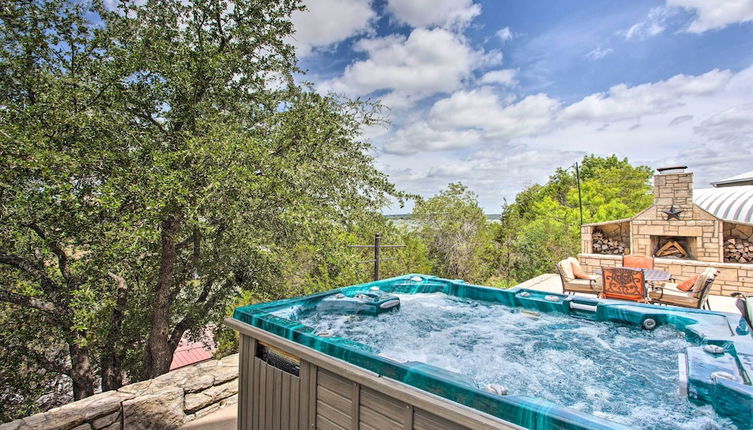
0 0 404 418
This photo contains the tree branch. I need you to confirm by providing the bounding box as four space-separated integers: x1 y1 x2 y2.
0 289 63 316
167 278 219 350
175 235 195 251
0 252 62 294
132 109 169 135
0 252 44 275
13 344 71 375
24 222 71 283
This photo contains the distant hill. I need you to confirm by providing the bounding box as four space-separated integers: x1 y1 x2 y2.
384 214 501 221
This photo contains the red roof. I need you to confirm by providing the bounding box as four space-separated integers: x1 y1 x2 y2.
170 330 216 371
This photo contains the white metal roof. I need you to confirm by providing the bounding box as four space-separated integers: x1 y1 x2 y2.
694 186 753 224
711 170 753 187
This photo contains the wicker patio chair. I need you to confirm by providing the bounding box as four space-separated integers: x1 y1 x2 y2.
601 267 648 302
556 257 600 295
648 268 718 309
622 255 654 270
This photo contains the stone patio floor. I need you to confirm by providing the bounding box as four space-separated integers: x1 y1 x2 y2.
179 273 742 429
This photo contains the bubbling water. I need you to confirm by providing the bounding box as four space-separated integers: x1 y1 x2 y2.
293 292 737 430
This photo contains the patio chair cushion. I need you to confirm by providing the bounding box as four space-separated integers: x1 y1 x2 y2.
648 288 698 307
691 268 717 297
676 274 699 292
563 279 599 293
623 255 654 270
558 258 576 280
571 261 591 280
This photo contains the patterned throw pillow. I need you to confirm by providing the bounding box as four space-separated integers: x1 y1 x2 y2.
571 262 590 280
676 274 699 292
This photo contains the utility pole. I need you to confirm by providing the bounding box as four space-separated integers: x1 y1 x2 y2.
575 162 583 226
348 232 405 281
374 232 381 281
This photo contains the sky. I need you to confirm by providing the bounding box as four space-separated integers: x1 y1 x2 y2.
287 0 753 213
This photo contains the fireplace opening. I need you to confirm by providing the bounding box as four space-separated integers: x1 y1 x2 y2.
651 236 696 260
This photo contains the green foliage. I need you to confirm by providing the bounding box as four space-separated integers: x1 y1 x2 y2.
496 155 653 282
411 183 492 282
0 0 408 419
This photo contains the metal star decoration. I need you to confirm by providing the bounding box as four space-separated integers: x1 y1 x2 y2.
661 205 684 221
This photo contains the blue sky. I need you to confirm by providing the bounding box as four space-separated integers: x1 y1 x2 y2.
288 0 753 212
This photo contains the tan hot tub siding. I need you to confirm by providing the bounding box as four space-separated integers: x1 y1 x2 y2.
225 318 523 430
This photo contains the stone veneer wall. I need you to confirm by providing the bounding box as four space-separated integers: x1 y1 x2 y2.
724 222 753 242
631 171 723 262
653 172 693 215
580 220 630 255
630 205 722 262
0 354 239 430
578 253 753 296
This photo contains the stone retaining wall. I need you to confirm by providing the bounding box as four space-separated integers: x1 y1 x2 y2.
578 253 753 295
0 354 239 430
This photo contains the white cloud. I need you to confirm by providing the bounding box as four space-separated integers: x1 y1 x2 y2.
496 27 513 42
479 69 517 86
386 0 481 29
427 87 504 132
289 0 375 57
694 103 753 143
667 0 753 33
430 89 560 140
378 66 753 210
624 6 673 40
384 66 750 156
382 87 559 154
560 69 733 122
384 122 482 154
625 0 753 40
318 28 496 107
380 146 586 211
426 149 582 187
668 115 693 126
585 46 613 60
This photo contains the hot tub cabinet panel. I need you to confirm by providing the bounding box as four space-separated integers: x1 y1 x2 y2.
230 320 523 430
227 274 753 429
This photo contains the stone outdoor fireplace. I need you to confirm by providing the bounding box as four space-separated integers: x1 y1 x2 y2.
651 236 696 260
578 167 753 295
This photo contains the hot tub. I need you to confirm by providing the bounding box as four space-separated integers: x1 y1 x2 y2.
225 274 753 430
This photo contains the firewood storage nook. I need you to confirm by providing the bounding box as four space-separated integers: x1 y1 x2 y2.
580 166 753 295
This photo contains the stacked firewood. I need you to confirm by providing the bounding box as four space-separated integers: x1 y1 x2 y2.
725 237 753 264
592 230 626 255
655 240 689 258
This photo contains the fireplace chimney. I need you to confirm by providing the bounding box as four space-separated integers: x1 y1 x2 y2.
654 166 693 217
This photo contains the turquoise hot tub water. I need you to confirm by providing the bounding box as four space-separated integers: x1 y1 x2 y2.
232 275 753 430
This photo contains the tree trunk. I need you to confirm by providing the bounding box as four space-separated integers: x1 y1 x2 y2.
144 213 180 379
101 273 129 391
68 336 95 400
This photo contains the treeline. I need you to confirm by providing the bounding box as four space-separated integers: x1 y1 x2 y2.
347 154 654 288
244 154 655 297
